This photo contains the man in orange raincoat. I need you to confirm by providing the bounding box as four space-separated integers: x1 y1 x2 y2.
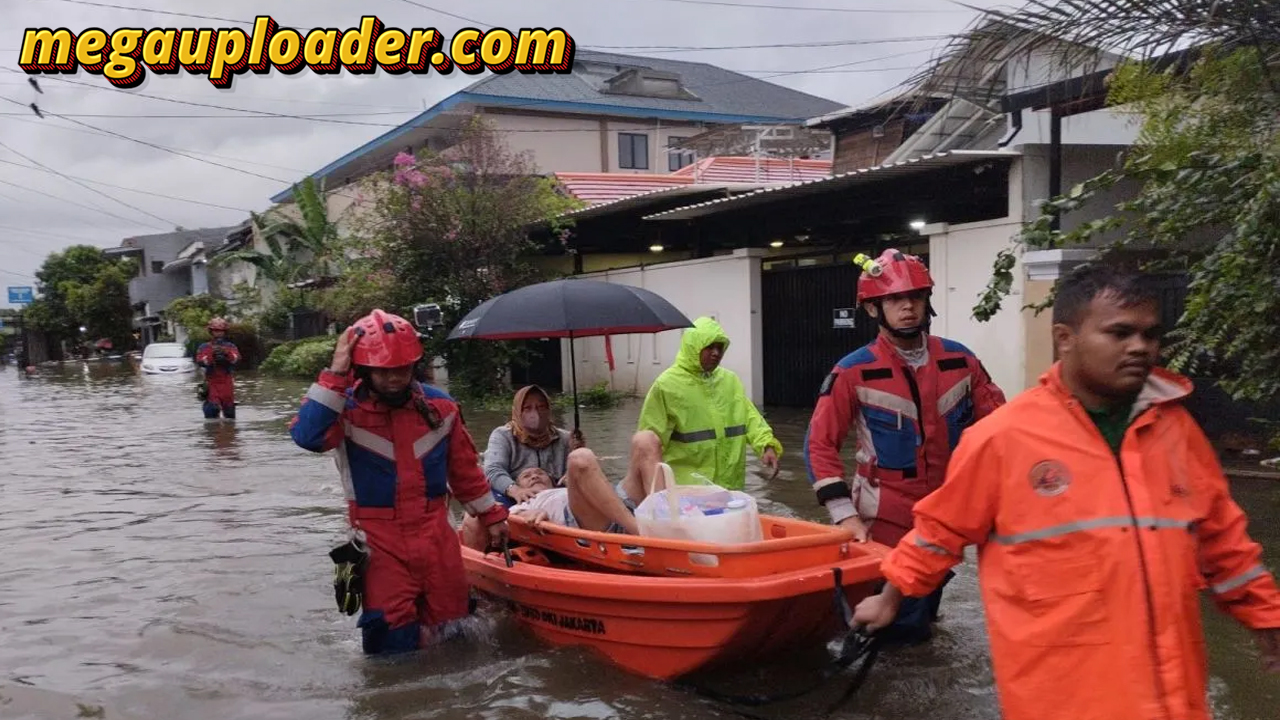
853 264 1280 720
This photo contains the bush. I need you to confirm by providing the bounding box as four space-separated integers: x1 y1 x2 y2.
578 381 632 409
260 335 337 378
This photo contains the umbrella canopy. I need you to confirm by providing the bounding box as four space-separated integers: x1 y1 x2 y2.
447 278 694 429
447 279 693 340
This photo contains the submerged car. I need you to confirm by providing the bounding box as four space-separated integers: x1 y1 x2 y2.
140 342 196 374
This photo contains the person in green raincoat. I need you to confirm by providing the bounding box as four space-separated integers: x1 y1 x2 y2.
637 316 782 490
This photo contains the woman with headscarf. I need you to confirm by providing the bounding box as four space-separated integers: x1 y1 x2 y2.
483 385 583 506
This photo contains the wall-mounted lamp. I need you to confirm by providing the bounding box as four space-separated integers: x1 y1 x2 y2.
769 240 784 248
909 219 927 231
648 244 664 253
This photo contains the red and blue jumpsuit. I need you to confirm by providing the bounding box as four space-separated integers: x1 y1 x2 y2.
290 369 507 655
804 334 1005 641
195 338 240 419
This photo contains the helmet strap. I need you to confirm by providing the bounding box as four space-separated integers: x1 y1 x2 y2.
873 298 935 339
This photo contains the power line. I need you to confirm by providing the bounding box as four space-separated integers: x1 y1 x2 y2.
0 266 38 280
0 174 180 229
0 161 253 212
2 96 290 184
0 134 179 227
0 223 109 244
620 0 967 13
32 0 950 53
0 110 424 119
0 113 310 173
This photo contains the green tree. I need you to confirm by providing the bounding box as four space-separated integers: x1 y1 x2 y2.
212 177 340 284
952 2 1280 433
25 245 136 350
344 117 579 398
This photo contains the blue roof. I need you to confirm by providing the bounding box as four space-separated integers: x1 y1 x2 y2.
270 51 844 204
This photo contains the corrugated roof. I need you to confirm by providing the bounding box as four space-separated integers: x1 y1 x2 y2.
644 150 1020 221
672 156 831 184
464 50 844 122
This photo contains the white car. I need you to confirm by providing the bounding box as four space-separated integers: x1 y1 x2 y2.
140 342 196 374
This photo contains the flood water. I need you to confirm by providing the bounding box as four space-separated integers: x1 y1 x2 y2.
1 361 1277 720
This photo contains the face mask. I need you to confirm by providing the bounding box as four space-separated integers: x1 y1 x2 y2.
521 409 543 431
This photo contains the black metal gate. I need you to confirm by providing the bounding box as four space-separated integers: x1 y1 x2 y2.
761 262 879 407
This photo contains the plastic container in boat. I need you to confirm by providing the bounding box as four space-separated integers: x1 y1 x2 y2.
635 464 762 544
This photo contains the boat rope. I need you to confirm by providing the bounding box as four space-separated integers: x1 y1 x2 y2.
673 567 883 718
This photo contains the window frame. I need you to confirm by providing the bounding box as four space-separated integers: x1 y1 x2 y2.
618 132 649 170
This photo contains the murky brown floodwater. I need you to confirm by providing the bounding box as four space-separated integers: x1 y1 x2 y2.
1 362 1277 720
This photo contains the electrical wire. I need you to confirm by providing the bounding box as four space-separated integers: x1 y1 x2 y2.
621 0 967 12
1 95 290 184
0 135 179 227
0 162 252 212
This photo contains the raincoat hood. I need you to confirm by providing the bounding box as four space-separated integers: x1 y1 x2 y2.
675 317 731 376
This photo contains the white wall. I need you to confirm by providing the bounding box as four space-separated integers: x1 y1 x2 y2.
926 216 1029 397
566 248 765 405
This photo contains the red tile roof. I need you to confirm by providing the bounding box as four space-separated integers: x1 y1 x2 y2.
555 157 832 206
554 173 694 205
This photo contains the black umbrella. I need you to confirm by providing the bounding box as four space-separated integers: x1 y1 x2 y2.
447 278 693 428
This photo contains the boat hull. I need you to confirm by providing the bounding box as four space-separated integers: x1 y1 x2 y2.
463 542 887 680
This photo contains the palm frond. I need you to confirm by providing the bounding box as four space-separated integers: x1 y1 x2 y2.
905 0 1280 111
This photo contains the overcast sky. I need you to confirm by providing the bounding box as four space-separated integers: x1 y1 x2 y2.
0 0 1010 307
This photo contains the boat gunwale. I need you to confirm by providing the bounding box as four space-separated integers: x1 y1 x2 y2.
506 513 857 556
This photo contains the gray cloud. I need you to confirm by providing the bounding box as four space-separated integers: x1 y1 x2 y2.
0 0 1005 302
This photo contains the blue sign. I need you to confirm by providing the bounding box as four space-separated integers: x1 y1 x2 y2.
7 287 33 304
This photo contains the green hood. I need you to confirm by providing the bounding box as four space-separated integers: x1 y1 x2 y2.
675 317 730 376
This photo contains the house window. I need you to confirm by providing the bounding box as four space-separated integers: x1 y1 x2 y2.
618 133 649 170
667 136 694 171
151 260 165 274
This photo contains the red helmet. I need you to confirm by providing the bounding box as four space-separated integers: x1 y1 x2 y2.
351 309 423 368
856 248 934 304
207 317 230 331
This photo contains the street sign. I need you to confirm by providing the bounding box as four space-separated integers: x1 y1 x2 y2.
833 307 856 329
7 286 33 304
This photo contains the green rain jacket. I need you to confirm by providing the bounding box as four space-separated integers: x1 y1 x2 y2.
637 317 782 490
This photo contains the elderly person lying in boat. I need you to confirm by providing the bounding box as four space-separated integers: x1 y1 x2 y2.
463 431 669 548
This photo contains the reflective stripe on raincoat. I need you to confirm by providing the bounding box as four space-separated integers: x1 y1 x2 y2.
880 363 1280 720
637 317 782 490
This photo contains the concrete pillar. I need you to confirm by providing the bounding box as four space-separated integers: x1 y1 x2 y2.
1021 248 1096 386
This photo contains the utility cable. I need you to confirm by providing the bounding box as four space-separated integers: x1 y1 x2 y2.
0 133 178 227
0 166 251 213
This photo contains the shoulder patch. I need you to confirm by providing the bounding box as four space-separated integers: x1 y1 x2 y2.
860 367 893 381
818 372 838 396
936 357 968 372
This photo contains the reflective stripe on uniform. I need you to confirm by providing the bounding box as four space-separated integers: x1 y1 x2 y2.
464 492 497 516
937 376 971 417
724 424 747 438
307 383 347 413
413 413 456 459
991 516 1194 545
1211 564 1266 595
914 536 956 556
671 428 717 443
344 423 397 461
856 386 918 420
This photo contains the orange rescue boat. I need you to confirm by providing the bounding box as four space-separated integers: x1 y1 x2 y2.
462 516 887 680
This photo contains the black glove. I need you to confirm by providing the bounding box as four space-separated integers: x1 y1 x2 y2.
329 541 369 616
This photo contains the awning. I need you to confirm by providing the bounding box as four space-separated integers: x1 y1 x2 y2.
643 150 1020 221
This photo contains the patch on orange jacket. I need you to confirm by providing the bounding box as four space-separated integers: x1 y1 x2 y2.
1029 459 1071 497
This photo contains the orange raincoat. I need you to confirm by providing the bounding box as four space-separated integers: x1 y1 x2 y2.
881 363 1280 720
